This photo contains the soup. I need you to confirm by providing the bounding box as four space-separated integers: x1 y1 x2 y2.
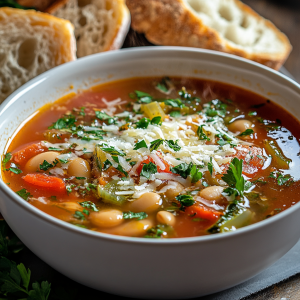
2 77 300 238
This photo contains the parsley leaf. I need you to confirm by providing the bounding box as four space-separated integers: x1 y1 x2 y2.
73 211 85 220
95 111 116 124
16 189 32 201
164 140 181 152
248 111 257 116
151 116 162 125
170 111 181 118
144 225 171 238
175 194 195 211
102 159 112 171
48 147 62 151
170 162 192 179
221 157 245 197
140 162 157 179
205 99 227 118
207 158 213 176
135 91 153 104
8 163 22 174
2 153 12 167
156 82 168 93
79 202 99 212
39 160 53 171
164 99 185 108
48 115 76 130
150 139 164 152
239 129 254 136
197 125 210 141
101 146 126 156
123 211 148 220
136 117 150 129
133 140 148 150
190 164 203 183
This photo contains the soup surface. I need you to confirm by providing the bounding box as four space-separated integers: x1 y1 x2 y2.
2 77 300 238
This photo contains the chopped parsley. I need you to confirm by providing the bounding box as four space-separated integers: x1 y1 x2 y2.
135 91 153 104
102 159 112 171
101 146 126 156
144 225 171 238
248 111 257 116
140 162 157 179
48 115 76 130
2 152 12 167
151 116 162 125
136 117 150 129
197 125 210 141
48 147 62 151
164 140 181 152
8 163 22 174
221 158 245 197
207 158 213 176
133 140 148 150
170 162 202 182
73 211 86 220
123 211 148 220
175 194 195 211
150 139 164 152
95 111 116 124
205 99 227 118
39 160 54 171
170 111 181 118
16 189 32 201
239 129 254 136
164 98 185 108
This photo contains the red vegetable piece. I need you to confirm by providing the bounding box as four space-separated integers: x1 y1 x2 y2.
23 174 65 192
185 204 223 221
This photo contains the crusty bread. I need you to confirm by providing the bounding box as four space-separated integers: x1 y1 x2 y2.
46 0 130 58
0 7 76 104
126 0 292 70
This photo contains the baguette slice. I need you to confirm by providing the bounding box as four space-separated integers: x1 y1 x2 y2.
46 0 130 58
0 7 76 104
126 0 292 70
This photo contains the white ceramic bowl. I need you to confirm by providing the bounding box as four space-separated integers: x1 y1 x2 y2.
0 47 300 299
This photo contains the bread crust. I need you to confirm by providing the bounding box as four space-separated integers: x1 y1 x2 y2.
126 0 292 70
46 0 130 54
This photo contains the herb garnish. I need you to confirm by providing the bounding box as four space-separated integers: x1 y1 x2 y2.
2 152 12 167
164 140 181 152
8 163 22 174
16 189 32 201
48 115 76 130
133 140 148 150
150 139 164 152
197 125 210 141
239 129 254 136
135 91 153 104
207 158 213 176
123 211 148 220
140 162 157 179
39 160 54 171
95 111 116 125
175 194 195 211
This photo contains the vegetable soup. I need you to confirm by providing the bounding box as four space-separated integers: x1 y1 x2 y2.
2 77 300 238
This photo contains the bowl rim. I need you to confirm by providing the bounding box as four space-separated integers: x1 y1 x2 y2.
1 46 300 245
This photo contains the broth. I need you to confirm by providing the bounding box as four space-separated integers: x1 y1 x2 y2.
2 77 300 238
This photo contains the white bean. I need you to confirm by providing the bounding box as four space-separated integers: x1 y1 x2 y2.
90 209 123 228
165 182 184 200
200 186 224 202
129 192 162 214
228 120 253 133
68 157 91 178
25 151 59 172
156 211 176 226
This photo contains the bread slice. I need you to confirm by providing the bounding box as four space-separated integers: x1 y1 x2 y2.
46 0 130 58
0 7 76 104
126 0 292 70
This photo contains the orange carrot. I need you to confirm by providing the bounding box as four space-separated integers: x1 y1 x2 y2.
13 143 45 165
23 174 65 191
185 204 223 221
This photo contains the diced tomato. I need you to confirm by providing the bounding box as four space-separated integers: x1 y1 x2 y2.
222 145 265 178
136 154 172 175
13 143 45 165
185 204 223 221
23 173 65 192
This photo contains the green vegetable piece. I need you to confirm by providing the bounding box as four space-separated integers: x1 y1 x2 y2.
95 111 116 124
207 158 213 176
136 117 150 129
97 180 128 206
16 189 32 201
171 162 201 181
101 146 125 157
239 129 254 136
140 162 157 179
175 194 195 211
73 211 85 220
8 163 22 174
208 203 253 234
135 91 153 104
2 152 12 167
150 139 164 152
190 164 203 183
133 140 148 150
221 157 245 197
123 211 148 220
263 140 291 169
48 115 76 130
39 160 53 171
164 99 185 108
197 125 210 141
151 116 162 125
164 140 181 152
170 111 181 118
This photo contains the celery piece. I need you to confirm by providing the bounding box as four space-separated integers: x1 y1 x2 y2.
208 203 253 234
97 180 127 206
94 144 107 171
141 102 165 120
263 140 291 169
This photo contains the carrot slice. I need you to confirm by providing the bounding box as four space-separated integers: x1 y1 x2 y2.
136 155 172 175
13 143 45 165
185 204 223 221
23 174 65 191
